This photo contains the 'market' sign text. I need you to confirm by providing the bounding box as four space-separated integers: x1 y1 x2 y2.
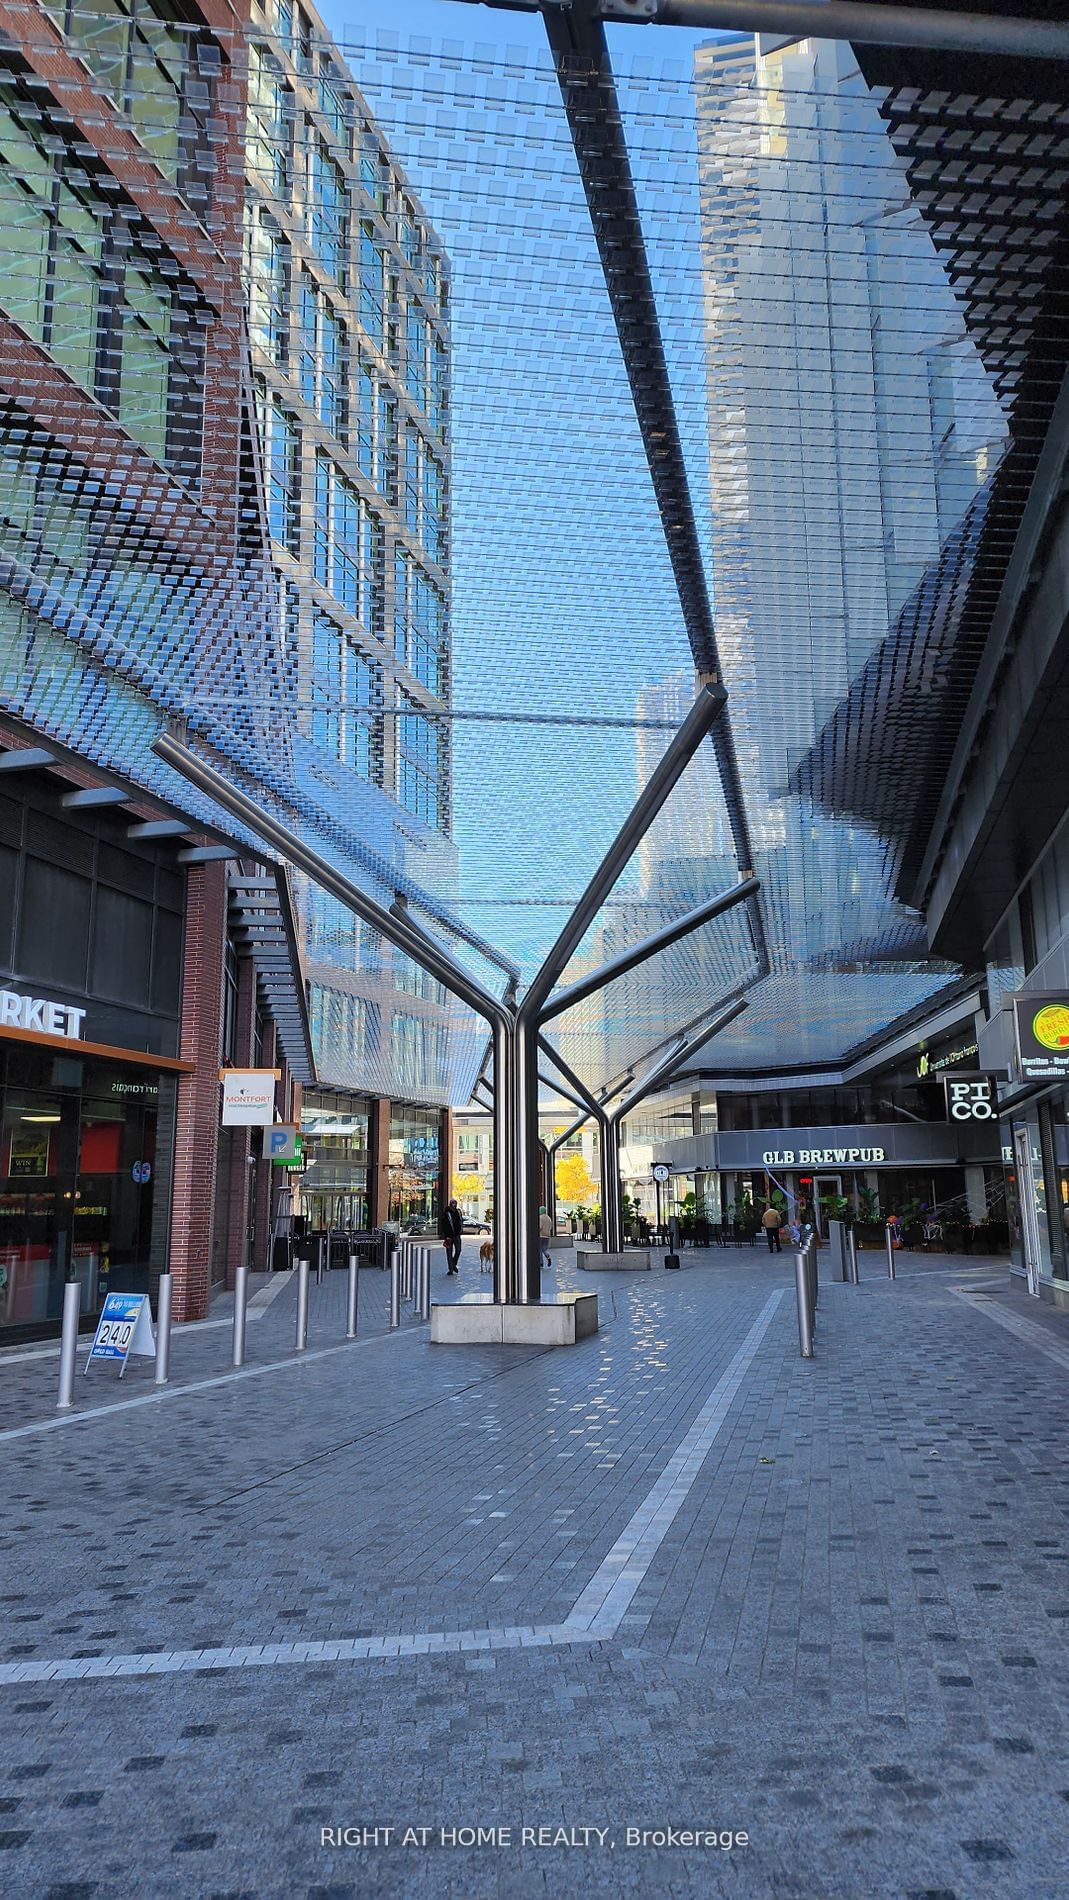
0 989 85 1038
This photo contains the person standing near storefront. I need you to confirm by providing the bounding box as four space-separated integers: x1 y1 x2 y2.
442 1198 463 1276
762 1203 783 1253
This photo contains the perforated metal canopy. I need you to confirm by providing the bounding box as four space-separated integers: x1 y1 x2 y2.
1 3 1061 1105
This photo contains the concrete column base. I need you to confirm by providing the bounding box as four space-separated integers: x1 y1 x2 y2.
431 1295 598 1346
577 1249 652 1271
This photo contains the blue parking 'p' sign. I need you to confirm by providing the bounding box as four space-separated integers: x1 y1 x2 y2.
85 1292 155 1378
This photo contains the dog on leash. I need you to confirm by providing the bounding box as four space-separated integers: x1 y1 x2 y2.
479 1239 494 1273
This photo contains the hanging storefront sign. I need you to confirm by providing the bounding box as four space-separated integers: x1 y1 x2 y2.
0 989 85 1039
1013 994 1069 1081
267 1124 301 1164
220 1069 280 1126
944 1076 996 1121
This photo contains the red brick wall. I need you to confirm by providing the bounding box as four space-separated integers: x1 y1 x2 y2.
220 952 258 1288
253 1018 277 1271
369 1098 391 1227
169 860 227 1321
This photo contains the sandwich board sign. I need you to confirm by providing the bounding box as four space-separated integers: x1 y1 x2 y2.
85 1292 155 1378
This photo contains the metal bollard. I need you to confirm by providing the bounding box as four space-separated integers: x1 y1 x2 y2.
390 1247 400 1330
56 1278 81 1409
154 1271 173 1385
346 1251 359 1339
794 1250 814 1359
419 1246 431 1321
316 1235 324 1287
848 1229 860 1285
295 1255 310 1351
402 1240 412 1302
885 1224 897 1279
805 1240 817 1333
232 1262 249 1368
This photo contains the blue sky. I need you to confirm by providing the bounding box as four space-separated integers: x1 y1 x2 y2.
324 1 713 68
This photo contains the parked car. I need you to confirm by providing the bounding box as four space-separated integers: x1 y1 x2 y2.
401 1215 491 1236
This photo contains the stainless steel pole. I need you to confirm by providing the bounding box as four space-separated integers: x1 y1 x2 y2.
794 1250 814 1359
420 1246 431 1320
390 1246 400 1330
652 0 1069 63
295 1256 310 1351
154 1272 173 1385
316 1235 324 1287
346 1251 359 1338
56 1278 81 1409
885 1223 897 1280
848 1229 860 1285
232 1263 249 1368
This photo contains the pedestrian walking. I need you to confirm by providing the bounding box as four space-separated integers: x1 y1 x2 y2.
538 1205 552 1272
442 1198 463 1276
761 1203 783 1253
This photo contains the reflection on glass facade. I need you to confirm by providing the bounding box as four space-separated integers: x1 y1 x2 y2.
388 1104 440 1227
243 0 457 1104
299 1088 370 1230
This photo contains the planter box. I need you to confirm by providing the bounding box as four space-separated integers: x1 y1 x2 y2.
577 1249 652 1271
431 1294 598 1346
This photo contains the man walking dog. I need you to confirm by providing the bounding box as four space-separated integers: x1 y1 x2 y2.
442 1198 463 1275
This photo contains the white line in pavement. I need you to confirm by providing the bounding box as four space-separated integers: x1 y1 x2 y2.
0 1324 419 1443
0 1272 296 1367
953 1288 1069 1374
0 1290 784 1686
565 1291 784 1635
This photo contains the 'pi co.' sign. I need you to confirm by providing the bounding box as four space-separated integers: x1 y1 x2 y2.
944 1076 996 1122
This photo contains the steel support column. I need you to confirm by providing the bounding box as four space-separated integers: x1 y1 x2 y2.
513 681 727 1299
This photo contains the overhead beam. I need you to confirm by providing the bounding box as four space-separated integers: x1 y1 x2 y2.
127 820 189 840
60 786 128 810
454 0 1069 60
0 747 56 771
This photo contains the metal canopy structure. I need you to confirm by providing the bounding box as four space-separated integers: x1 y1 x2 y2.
3 0 1067 1268
157 680 761 1299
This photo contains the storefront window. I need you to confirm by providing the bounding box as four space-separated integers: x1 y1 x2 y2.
300 1090 369 1230
388 1104 440 1227
1006 1115 1052 1288
0 1050 163 1338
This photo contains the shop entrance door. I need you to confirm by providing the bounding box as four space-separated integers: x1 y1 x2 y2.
815 1174 843 1239
1013 1126 1043 1297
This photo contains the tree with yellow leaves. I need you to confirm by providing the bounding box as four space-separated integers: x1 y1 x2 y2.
555 1150 599 1209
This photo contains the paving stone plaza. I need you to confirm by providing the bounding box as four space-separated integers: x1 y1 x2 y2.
2 1246 1068 1899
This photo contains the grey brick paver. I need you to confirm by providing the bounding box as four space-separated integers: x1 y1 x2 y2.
1 1251 1068 1897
